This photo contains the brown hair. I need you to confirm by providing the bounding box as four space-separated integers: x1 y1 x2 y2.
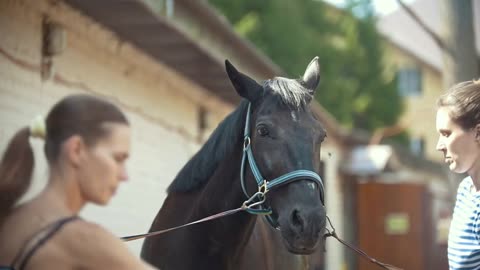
437 79 480 130
0 94 128 222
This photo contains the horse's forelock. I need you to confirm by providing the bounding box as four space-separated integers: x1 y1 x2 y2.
264 77 312 109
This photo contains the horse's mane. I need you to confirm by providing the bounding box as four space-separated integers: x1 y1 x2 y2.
167 77 312 193
167 100 249 193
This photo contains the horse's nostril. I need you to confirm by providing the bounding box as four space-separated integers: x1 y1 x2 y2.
291 209 304 232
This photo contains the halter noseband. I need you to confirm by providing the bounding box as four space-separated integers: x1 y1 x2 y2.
240 102 325 228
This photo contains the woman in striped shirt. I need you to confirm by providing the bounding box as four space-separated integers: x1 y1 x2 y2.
436 79 480 270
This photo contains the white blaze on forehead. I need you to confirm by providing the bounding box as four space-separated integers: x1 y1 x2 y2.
291 111 298 122
308 182 317 190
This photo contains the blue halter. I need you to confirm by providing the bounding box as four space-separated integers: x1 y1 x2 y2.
240 102 325 228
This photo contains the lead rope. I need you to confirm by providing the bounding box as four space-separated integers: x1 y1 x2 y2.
324 216 403 270
121 189 269 242
122 207 245 242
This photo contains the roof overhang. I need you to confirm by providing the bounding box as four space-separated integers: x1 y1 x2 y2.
63 0 351 144
64 0 244 104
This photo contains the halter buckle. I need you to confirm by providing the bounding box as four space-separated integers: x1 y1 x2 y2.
243 137 251 150
259 180 269 194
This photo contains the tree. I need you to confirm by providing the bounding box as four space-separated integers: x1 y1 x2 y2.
440 0 479 87
209 0 404 133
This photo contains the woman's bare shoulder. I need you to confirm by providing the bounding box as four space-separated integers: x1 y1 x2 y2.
59 219 156 269
60 219 115 241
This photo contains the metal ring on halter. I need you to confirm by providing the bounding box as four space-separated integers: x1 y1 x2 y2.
243 137 251 150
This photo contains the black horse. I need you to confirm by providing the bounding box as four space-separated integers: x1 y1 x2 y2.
141 57 327 270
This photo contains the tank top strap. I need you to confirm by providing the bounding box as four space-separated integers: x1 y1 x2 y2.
10 216 79 270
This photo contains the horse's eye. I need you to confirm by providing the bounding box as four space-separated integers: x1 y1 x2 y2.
257 125 269 137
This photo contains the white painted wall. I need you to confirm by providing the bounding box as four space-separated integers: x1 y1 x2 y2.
321 145 347 270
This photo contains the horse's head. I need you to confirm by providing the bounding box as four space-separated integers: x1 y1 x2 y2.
226 57 326 254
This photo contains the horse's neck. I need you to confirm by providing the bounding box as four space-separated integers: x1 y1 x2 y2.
191 144 258 266
198 147 247 212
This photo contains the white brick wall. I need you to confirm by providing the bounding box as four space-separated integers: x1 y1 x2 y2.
0 0 232 254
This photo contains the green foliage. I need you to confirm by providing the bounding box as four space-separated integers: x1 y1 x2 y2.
209 0 404 133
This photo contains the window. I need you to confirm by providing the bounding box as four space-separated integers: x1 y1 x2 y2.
397 67 422 97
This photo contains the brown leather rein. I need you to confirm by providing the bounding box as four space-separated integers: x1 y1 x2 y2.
121 202 402 270
324 216 403 270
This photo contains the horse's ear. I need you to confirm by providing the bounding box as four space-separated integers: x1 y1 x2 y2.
302 56 321 94
225 60 263 101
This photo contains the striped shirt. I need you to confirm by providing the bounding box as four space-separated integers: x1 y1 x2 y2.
449 177 480 270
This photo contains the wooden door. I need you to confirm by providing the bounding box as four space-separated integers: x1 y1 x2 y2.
357 182 431 270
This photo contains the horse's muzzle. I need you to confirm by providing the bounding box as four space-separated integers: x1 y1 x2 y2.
281 205 326 254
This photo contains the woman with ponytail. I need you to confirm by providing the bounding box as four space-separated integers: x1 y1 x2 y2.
0 94 157 270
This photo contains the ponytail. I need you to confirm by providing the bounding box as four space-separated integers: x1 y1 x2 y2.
0 128 35 223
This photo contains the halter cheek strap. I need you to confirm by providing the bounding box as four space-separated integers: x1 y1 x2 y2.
239 102 325 228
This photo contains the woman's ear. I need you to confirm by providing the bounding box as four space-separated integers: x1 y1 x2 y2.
475 124 480 142
63 135 86 168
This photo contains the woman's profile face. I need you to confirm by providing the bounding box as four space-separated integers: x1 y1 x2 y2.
436 106 480 174
78 123 131 205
